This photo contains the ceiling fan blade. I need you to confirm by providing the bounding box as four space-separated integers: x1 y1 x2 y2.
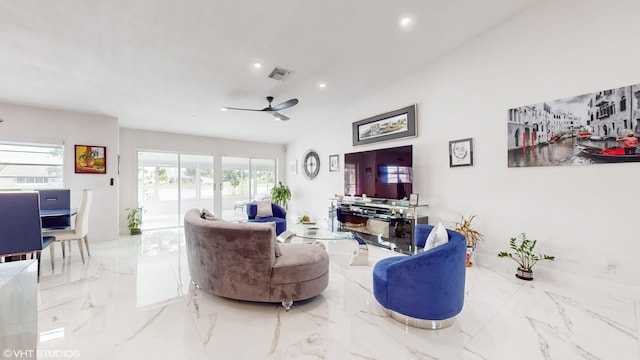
271 98 298 111
272 112 290 121
223 106 263 112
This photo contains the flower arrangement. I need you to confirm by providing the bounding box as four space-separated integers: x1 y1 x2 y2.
453 215 484 248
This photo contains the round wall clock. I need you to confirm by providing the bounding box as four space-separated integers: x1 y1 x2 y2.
302 150 320 180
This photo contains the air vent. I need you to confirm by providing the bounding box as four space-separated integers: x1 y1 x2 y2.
268 67 293 81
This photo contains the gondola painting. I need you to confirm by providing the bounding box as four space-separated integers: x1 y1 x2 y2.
508 83 640 167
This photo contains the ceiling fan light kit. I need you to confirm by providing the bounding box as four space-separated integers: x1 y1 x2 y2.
224 96 298 121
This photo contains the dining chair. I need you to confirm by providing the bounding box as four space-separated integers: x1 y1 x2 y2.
43 189 93 264
0 191 56 278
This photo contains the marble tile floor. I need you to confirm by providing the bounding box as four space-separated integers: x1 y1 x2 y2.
33 229 640 360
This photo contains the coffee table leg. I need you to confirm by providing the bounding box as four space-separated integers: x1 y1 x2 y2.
349 235 368 266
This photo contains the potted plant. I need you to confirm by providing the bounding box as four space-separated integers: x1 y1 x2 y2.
453 215 483 267
126 206 146 235
498 232 555 280
270 181 291 210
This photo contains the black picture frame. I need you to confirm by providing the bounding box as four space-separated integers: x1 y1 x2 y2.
329 154 339 172
352 104 417 146
449 138 474 167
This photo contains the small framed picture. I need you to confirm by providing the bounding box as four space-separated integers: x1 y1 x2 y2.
409 193 419 206
449 138 474 167
75 145 107 174
329 154 339 172
290 160 298 175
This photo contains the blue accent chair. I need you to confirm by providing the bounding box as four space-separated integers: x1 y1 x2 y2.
246 202 287 235
0 191 56 278
372 224 466 329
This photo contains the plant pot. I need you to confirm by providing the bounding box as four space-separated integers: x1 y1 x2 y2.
130 228 142 235
465 246 474 267
516 267 533 281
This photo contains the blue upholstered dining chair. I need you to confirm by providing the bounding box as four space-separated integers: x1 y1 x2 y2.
38 189 71 230
0 191 56 277
372 224 466 329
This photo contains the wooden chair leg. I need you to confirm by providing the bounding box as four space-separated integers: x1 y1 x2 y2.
61 241 66 258
77 239 85 264
36 251 41 280
49 245 55 270
83 235 90 257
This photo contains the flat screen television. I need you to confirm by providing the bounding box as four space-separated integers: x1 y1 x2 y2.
343 145 412 200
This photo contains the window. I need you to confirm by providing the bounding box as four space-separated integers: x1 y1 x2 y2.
0 142 64 190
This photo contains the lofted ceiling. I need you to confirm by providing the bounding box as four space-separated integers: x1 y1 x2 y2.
0 0 538 144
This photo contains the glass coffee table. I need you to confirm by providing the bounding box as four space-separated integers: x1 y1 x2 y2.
278 223 369 266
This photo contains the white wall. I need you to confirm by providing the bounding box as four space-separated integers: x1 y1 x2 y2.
286 0 640 286
0 102 119 241
118 128 286 234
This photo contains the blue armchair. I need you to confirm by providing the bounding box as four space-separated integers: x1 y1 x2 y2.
372 224 466 329
246 202 287 235
0 192 56 277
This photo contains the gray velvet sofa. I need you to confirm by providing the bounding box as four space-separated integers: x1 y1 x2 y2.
184 208 329 310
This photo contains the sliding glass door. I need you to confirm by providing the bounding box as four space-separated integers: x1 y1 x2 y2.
179 154 214 223
138 152 180 229
138 152 276 229
220 157 277 220
221 157 250 220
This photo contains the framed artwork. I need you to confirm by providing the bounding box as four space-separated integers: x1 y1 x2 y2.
508 82 640 167
352 104 417 146
75 145 106 174
449 138 473 167
409 193 419 206
329 154 339 172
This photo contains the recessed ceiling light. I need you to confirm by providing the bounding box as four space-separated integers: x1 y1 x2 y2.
318 83 326 88
220 107 228 112
400 17 411 26
254 63 262 68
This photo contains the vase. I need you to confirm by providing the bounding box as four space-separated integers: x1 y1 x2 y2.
465 246 474 267
516 267 533 280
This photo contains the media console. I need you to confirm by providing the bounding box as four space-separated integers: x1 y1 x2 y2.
329 197 428 255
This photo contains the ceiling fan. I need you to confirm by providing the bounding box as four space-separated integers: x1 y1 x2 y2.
223 96 298 121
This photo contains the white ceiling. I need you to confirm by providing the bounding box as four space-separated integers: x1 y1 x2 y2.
0 0 538 144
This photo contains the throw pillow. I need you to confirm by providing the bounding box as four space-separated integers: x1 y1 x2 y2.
268 222 283 257
423 222 450 250
200 208 217 220
433 222 450 248
256 200 273 218
423 224 438 250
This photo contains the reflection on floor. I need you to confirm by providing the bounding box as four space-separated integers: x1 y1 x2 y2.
35 229 640 359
